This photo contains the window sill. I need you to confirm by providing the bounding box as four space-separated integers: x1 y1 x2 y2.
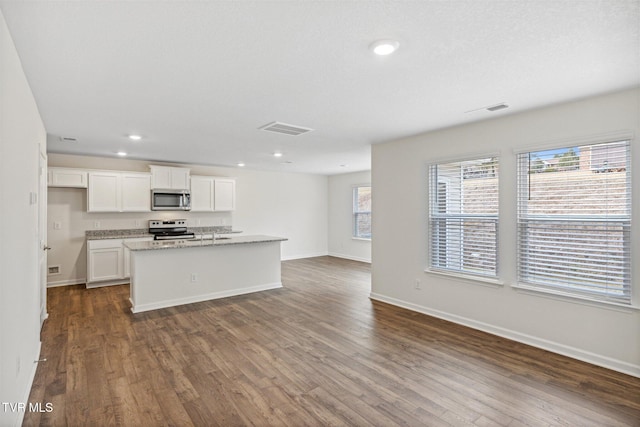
512 283 640 313
352 237 371 242
424 268 504 288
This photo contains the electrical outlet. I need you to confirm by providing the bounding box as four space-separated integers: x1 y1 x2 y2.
94 221 100 229
134 220 141 227
190 273 198 283
415 279 421 290
53 221 62 230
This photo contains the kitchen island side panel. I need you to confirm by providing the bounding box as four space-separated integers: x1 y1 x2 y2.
130 241 282 312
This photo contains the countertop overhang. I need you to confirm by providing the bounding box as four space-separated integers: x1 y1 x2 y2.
124 235 287 251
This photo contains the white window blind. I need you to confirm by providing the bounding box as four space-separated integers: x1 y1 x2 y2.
429 157 499 277
353 186 371 239
517 140 631 303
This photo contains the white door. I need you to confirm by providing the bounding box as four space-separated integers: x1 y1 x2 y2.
38 149 48 327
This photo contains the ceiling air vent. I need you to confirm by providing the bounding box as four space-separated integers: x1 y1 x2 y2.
259 121 313 136
486 103 509 112
59 136 79 143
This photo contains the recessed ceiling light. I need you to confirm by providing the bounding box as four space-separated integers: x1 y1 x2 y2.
370 39 399 56
273 152 283 158
237 162 245 167
116 151 127 156
128 134 142 141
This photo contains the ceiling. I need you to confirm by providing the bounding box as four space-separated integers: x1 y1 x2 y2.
1 1 638 175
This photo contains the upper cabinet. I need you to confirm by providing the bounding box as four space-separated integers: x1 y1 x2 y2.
190 176 236 212
149 165 190 190
88 171 151 212
48 167 88 188
214 178 236 211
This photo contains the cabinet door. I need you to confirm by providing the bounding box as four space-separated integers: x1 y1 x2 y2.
49 167 88 188
150 166 172 189
171 168 190 190
88 172 121 212
214 179 236 211
122 173 151 212
87 240 124 282
190 176 215 211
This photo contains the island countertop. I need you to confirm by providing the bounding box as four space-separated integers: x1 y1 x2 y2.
124 235 287 251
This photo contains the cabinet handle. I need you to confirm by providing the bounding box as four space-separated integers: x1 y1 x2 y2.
43 246 52 251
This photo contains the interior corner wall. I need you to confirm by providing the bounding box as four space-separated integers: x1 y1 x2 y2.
328 170 372 262
46 154 329 286
0 8 46 426
371 88 640 377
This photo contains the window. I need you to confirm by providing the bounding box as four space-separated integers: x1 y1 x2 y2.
353 186 372 239
517 140 631 304
429 156 499 277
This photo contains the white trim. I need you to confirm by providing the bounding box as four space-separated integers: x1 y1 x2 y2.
47 278 87 288
424 268 504 287
512 130 634 155
369 292 640 378
351 237 371 242
425 151 501 168
281 252 329 261
86 279 129 289
512 283 640 313
328 252 371 263
13 342 42 427
131 282 282 313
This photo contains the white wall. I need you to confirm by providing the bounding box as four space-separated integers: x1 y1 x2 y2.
328 170 371 262
47 154 329 285
371 88 640 377
0 9 46 426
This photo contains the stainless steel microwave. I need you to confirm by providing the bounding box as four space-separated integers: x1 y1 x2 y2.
151 189 191 211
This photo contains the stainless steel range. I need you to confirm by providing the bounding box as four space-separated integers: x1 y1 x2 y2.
148 219 195 240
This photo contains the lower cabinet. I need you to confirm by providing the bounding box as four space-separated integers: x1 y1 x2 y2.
87 237 153 286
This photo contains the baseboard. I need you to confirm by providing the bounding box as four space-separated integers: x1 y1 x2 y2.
131 282 283 313
369 292 640 378
328 252 371 263
11 341 42 427
47 278 86 288
281 252 329 261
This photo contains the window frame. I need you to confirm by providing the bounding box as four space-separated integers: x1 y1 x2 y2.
352 184 372 240
515 139 632 305
427 154 500 281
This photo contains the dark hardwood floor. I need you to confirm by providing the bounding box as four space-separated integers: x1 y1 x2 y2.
25 256 640 426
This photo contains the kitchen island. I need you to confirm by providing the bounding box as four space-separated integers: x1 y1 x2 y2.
125 235 287 313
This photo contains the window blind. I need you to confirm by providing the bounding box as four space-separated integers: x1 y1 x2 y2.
429 156 499 277
516 140 631 303
353 186 372 239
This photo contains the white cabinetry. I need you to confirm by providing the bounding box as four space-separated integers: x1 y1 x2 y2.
88 171 151 212
214 178 236 211
190 176 215 211
190 176 235 212
48 167 88 188
87 237 153 286
87 239 123 283
150 165 190 190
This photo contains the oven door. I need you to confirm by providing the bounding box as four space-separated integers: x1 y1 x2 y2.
151 190 191 211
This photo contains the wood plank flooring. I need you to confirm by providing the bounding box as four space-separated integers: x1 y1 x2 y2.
24 256 640 426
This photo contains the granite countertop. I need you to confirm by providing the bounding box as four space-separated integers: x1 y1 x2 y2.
124 235 287 251
86 226 240 240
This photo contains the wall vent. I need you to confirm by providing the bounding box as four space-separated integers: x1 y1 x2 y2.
259 122 313 136
48 265 61 275
59 136 78 143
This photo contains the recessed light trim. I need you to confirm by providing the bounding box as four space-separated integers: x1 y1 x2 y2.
370 39 399 56
237 162 245 167
128 134 142 141
116 151 127 156
273 152 283 158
